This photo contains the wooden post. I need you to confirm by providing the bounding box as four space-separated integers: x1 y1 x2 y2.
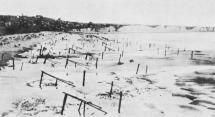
118 54 121 63
102 52 104 60
20 62 23 71
83 70 86 87
177 48 180 56
118 91 123 113
12 58 15 70
136 64 140 74
122 51 124 57
78 101 83 114
55 79 58 87
68 48 71 54
39 49 42 56
65 57 69 68
39 71 44 88
191 51 194 60
109 81 113 97
164 48 167 56
39 45 42 56
83 102 86 117
61 94 68 115
75 62 77 68
43 55 47 64
145 65 148 75
85 54 88 60
1 53 4 60
157 48 159 55
104 46 107 51
96 58 98 69
35 56 39 63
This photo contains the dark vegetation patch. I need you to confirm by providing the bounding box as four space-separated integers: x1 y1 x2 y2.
96 89 133 99
136 76 154 84
192 59 215 65
188 77 215 86
194 71 215 75
172 93 197 100
179 105 199 111
180 88 206 96
190 100 215 106
175 82 186 86
11 97 61 116
207 107 215 110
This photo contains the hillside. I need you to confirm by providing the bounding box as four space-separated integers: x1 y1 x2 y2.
0 15 124 35
119 25 215 33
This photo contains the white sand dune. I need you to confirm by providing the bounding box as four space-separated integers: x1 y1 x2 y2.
1 30 215 117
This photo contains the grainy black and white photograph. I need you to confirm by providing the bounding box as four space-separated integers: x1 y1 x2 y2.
1 0 215 117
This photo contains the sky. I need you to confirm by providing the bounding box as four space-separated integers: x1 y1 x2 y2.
1 0 215 26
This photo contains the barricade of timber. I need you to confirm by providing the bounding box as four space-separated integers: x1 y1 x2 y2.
39 70 75 88
61 92 107 115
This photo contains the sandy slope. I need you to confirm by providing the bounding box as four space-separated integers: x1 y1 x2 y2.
1 32 215 117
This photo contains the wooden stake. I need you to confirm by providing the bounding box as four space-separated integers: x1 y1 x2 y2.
68 48 71 54
35 56 39 63
136 64 140 74
191 51 194 60
118 91 123 113
177 48 180 56
12 58 15 70
1 53 4 60
96 58 98 69
164 48 167 56
20 62 23 71
157 48 159 55
78 101 83 115
55 79 58 87
104 46 107 51
102 52 104 60
61 94 68 115
85 54 88 60
83 102 86 117
109 81 113 97
83 70 86 87
145 65 148 75
43 55 48 64
65 57 69 68
39 49 42 56
118 54 122 63
39 71 44 88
